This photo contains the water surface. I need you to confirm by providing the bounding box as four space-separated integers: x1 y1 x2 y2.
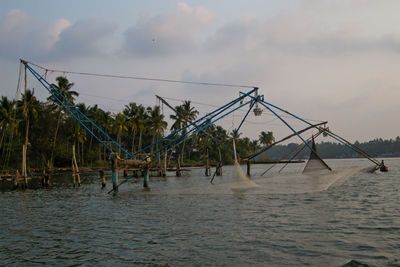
1 158 399 266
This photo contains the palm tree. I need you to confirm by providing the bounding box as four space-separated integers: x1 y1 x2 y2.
48 76 78 168
123 102 147 154
95 108 112 161
69 120 87 165
19 89 40 145
259 131 274 146
0 97 16 149
181 100 199 124
170 100 199 164
112 113 128 155
146 106 167 153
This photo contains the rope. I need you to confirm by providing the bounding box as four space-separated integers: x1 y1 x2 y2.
23 60 255 89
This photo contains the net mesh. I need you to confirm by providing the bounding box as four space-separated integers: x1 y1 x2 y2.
303 139 331 173
231 161 259 190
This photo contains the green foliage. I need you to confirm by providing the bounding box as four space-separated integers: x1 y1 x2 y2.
0 78 270 170
257 138 400 160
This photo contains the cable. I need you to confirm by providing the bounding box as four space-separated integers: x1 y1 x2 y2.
24 60 256 89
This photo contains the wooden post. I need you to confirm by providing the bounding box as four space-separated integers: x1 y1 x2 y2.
158 152 162 176
176 155 181 177
42 169 50 188
72 144 81 187
21 144 28 188
72 159 76 187
13 170 19 189
205 148 210 176
163 149 167 177
111 154 118 192
216 148 222 176
247 160 251 176
143 164 150 188
100 170 106 188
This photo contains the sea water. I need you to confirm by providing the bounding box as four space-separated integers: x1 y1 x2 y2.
1 158 399 266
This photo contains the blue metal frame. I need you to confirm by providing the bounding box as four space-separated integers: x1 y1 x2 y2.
258 98 378 164
24 61 135 159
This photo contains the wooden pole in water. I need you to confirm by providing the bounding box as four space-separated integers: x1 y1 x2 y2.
13 170 19 189
21 144 27 188
205 148 210 176
176 155 181 177
71 154 75 187
216 148 222 176
143 164 150 188
163 149 167 177
100 170 106 188
111 154 118 191
72 144 81 187
247 160 251 176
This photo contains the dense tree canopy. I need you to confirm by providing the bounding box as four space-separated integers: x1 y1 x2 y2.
0 76 265 170
2 76 397 172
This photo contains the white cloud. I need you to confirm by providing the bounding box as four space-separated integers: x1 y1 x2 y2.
0 10 116 61
123 2 214 56
1 1 400 141
38 18 71 51
0 9 36 60
52 18 117 58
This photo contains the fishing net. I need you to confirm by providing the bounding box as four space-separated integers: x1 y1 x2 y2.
231 161 259 190
303 139 331 173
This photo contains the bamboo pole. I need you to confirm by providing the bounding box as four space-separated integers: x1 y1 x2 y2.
216 148 222 176
143 164 150 188
205 148 210 176
21 144 28 188
72 159 76 186
100 170 106 188
176 155 181 177
111 154 118 192
163 149 167 177
72 144 81 187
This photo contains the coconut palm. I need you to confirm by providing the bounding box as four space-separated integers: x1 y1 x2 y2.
146 106 167 153
69 119 87 165
48 76 78 168
259 131 274 146
123 102 147 154
170 100 198 164
0 97 16 149
18 89 40 145
112 113 128 155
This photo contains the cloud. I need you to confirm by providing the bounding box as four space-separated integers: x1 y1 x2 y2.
0 10 116 61
0 9 36 60
37 18 71 52
52 18 117 58
123 2 214 57
203 0 400 58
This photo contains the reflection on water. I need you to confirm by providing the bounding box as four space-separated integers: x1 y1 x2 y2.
1 158 399 266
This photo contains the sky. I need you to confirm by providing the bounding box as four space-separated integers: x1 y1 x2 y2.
1 0 399 143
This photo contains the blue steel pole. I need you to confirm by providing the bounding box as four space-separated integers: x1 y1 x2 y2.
135 88 258 156
144 99 254 161
235 99 256 134
243 93 315 154
259 97 377 162
135 96 240 156
192 99 253 136
25 62 135 159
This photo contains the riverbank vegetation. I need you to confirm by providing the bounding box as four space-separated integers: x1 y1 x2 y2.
2 76 398 171
0 76 275 170
259 137 400 160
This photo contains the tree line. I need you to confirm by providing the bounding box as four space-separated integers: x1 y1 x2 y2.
257 137 400 161
0 76 275 170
